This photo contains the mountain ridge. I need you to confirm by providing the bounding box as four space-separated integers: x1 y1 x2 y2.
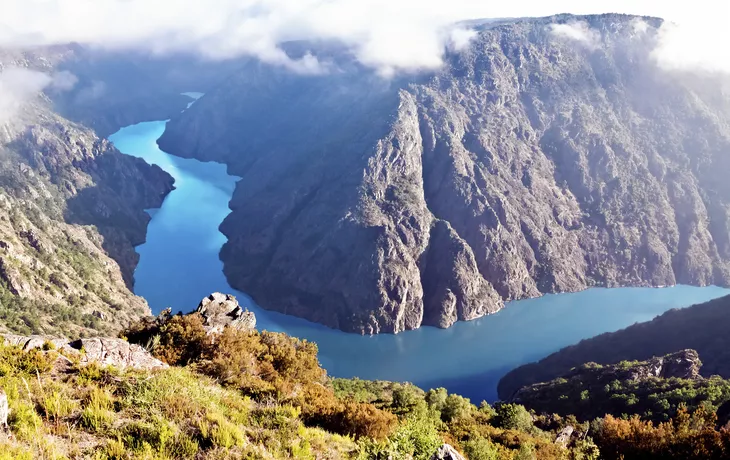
159 13 730 333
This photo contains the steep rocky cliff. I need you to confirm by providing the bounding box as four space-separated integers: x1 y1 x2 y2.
0 50 174 336
160 14 730 334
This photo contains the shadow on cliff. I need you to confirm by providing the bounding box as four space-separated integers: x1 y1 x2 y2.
59 152 173 290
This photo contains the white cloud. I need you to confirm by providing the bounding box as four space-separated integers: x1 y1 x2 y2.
448 28 478 52
49 70 78 91
0 68 52 123
652 8 730 75
631 18 650 36
550 21 600 50
0 0 727 76
0 67 77 123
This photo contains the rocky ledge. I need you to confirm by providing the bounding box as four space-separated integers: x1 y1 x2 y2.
2 334 167 371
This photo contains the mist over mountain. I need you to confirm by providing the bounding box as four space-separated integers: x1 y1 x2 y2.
159 14 730 333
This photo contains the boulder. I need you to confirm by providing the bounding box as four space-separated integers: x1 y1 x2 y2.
3 334 167 371
430 444 466 460
197 293 256 334
68 338 168 371
2 334 67 351
555 426 574 446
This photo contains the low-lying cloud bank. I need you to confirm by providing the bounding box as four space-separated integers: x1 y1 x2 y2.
0 68 77 124
0 0 727 77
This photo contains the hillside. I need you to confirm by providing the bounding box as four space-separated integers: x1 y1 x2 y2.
0 50 174 336
510 349 730 422
6 312 730 459
497 295 730 400
159 14 730 334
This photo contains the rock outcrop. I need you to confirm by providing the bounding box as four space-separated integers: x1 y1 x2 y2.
430 444 466 460
509 350 705 420
69 337 168 370
624 349 702 381
2 334 167 371
554 426 575 446
196 292 257 334
2 334 68 351
159 14 730 333
512 350 703 405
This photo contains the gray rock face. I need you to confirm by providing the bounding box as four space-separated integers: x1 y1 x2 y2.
68 337 168 370
160 14 730 333
196 293 256 334
430 444 466 460
625 349 702 381
555 426 575 446
2 334 167 371
2 334 67 351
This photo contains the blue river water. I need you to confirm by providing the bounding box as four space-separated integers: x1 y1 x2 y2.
109 97 730 402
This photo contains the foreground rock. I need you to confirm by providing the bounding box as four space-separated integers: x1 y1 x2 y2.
2 334 167 371
197 293 256 334
70 338 168 370
430 444 466 460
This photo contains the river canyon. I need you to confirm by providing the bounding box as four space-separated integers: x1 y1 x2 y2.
109 95 730 402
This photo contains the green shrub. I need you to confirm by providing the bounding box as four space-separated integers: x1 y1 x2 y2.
200 413 246 449
8 399 43 441
80 387 115 432
121 418 178 453
0 443 33 460
462 436 501 460
494 403 534 432
358 414 443 460
40 390 78 421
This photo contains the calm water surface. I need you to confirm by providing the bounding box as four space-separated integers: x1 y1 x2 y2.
109 100 730 402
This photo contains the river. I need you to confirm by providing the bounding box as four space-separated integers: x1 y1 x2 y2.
109 96 730 402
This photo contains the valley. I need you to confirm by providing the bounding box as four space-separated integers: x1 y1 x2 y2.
4 8 730 459
109 102 730 403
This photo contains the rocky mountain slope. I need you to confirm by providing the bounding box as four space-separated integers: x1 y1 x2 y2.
510 349 726 422
0 50 174 336
497 294 730 400
159 13 730 334
51 48 245 138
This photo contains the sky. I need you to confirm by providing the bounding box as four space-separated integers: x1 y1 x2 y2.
0 0 728 76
